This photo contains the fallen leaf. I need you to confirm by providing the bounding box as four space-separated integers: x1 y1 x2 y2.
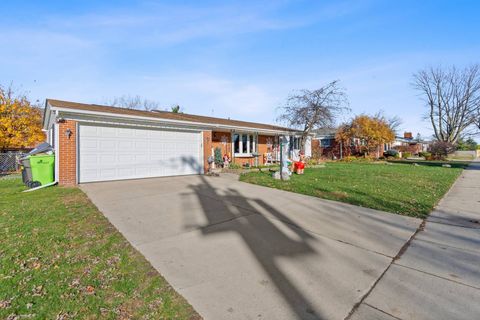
0 300 11 309
85 285 95 295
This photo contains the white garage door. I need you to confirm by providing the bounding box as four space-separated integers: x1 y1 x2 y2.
78 124 203 183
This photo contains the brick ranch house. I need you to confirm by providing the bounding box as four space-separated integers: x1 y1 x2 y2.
311 128 386 159
43 99 310 186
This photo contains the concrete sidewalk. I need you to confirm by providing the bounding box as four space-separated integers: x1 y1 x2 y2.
350 161 480 320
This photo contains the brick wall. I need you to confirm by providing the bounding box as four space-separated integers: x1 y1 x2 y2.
211 131 231 158
58 120 77 186
202 131 212 173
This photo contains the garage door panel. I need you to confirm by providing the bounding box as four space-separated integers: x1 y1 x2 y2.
135 141 148 150
118 168 135 176
100 127 116 137
100 154 116 163
99 168 116 179
80 125 99 136
117 128 132 137
79 124 202 183
135 130 148 138
81 139 98 149
118 154 135 163
118 141 134 149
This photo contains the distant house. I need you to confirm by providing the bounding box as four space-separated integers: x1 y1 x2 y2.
311 128 339 158
385 132 430 154
312 129 430 159
311 128 389 159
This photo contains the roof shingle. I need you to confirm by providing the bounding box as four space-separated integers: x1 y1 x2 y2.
47 99 295 132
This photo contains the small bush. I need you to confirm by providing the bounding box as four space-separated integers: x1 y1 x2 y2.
402 152 412 159
429 141 455 160
363 154 377 161
341 156 358 162
214 147 223 166
229 163 241 169
383 149 399 158
419 152 432 159
306 158 323 166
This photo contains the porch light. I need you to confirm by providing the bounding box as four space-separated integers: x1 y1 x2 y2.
65 128 72 139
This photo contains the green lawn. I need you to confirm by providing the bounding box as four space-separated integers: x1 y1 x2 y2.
240 162 462 218
0 178 199 319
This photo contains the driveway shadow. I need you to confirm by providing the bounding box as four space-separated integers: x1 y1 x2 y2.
187 175 323 319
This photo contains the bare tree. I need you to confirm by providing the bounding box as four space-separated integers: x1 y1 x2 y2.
277 80 349 151
105 95 162 111
413 65 480 144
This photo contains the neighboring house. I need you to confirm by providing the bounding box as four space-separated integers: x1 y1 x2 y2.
312 129 430 159
385 132 430 154
311 128 339 159
43 99 309 186
311 128 385 159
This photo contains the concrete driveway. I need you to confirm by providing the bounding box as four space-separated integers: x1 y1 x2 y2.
81 174 421 320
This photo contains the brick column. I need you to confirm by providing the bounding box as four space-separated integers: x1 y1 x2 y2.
202 131 212 174
58 120 77 186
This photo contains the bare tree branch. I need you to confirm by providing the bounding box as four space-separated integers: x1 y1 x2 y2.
277 80 350 151
413 65 480 144
374 110 403 134
104 95 162 111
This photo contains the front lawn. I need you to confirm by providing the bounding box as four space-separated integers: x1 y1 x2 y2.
239 162 462 218
0 178 199 319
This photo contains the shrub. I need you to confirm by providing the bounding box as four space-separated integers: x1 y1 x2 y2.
383 149 399 158
363 154 378 161
341 156 358 162
402 152 412 159
456 138 477 151
429 141 455 159
306 158 323 166
228 163 241 169
419 152 432 159
214 147 223 166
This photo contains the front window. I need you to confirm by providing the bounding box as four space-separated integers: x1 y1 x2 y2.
291 137 301 150
321 138 332 147
233 134 240 153
242 134 248 153
234 133 256 155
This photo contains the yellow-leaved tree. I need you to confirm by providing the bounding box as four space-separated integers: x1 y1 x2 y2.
0 85 45 152
336 114 395 158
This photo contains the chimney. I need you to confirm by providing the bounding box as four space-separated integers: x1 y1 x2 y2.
404 132 413 139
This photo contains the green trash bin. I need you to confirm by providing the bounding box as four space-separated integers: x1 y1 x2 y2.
29 154 55 186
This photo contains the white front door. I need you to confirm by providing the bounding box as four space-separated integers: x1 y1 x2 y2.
78 124 203 183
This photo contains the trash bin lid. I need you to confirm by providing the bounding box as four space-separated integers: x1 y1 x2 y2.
25 142 54 157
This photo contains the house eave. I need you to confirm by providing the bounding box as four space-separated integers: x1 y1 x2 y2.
51 107 299 136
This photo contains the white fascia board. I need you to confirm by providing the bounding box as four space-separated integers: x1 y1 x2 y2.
42 102 52 130
51 107 298 135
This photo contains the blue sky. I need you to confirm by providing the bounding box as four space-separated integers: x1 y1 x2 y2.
1 0 479 138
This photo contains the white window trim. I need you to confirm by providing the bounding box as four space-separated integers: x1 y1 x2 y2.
233 133 256 156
